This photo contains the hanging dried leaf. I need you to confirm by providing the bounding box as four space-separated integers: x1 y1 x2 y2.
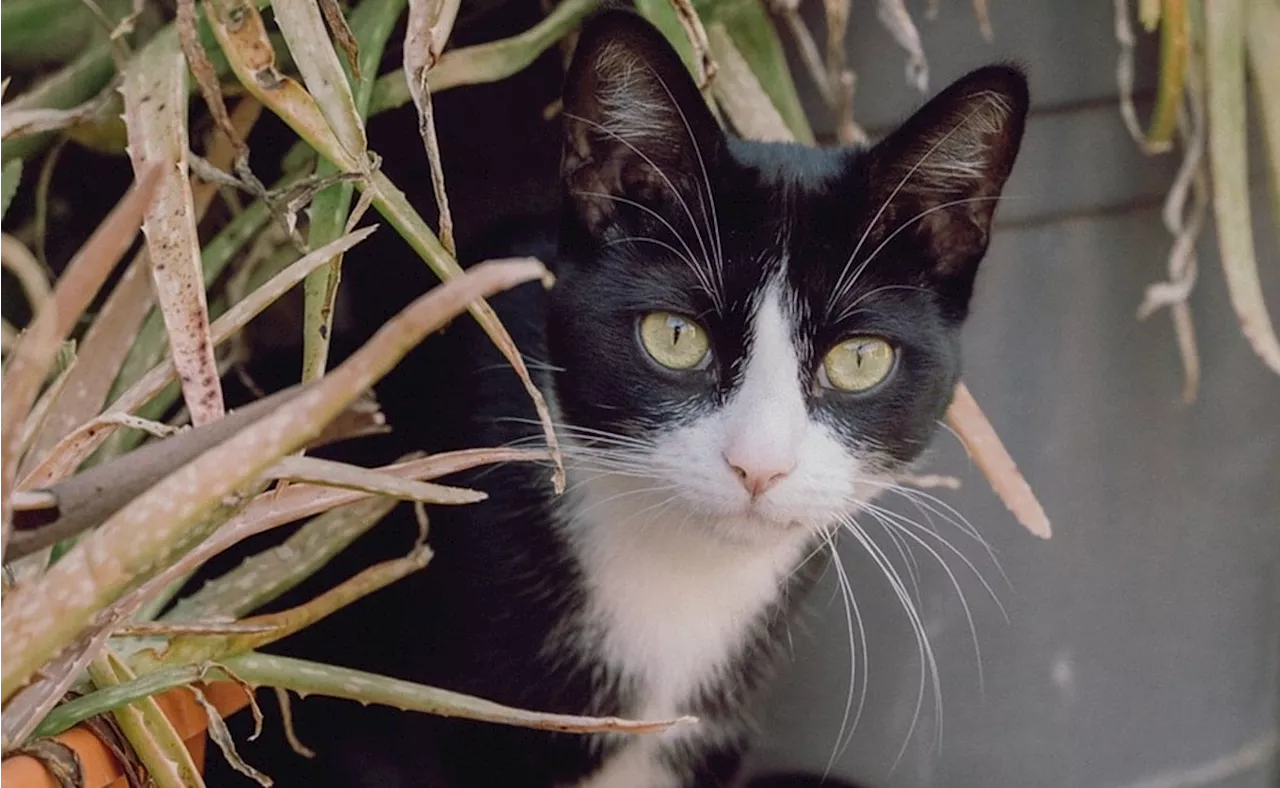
945 383 1052 539
876 0 929 92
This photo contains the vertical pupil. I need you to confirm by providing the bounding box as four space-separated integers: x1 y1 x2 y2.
670 318 684 346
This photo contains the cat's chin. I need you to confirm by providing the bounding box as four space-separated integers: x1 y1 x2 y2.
693 512 818 549
645 496 837 550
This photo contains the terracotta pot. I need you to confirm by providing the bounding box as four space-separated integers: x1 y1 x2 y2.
1 682 251 788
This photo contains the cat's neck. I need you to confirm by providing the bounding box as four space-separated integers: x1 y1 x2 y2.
555 463 820 722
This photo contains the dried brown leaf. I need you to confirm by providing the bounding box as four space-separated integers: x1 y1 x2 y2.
19 412 189 496
17 352 78 462
404 0 461 254
207 0 363 171
707 24 793 142
23 99 262 471
319 0 362 80
876 0 929 92
945 382 1051 539
273 687 315 757
190 685 272 785
178 0 243 153
1 167 162 559
122 33 225 425
667 0 717 94
973 0 993 41
0 85 119 142
267 455 487 505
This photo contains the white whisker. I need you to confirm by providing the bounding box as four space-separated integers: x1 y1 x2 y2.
837 514 943 767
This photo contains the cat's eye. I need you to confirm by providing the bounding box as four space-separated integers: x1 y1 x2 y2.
639 311 711 370
821 336 896 392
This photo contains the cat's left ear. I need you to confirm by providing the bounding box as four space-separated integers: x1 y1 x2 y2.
866 65 1028 300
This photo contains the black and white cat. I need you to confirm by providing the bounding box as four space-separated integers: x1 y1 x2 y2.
227 9 1028 788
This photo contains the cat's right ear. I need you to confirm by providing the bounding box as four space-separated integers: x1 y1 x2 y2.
560 11 725 238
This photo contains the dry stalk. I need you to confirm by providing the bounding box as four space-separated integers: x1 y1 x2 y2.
274 0 368 158
189 684 271 785
668 0 717 98
319 0 363 79
266 455 487 505
404 0 462 255
177 0 244 156
770 0 834 104
1137 69 1207 404
874 0 929 93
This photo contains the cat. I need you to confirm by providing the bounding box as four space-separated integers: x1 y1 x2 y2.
212 9 1028 787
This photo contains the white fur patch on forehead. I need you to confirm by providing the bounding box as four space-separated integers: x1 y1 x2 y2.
720 283 808 476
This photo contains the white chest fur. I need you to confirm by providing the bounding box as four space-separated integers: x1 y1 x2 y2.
561 487 814 787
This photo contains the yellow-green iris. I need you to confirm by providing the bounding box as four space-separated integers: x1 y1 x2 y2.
639 312 710 370
822 336 895 392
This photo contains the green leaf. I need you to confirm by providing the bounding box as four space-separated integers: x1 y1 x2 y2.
0 0 97 66
633 0 700 77
301 0 406 383
707 0 815 144
1245 0 1280 235
1204 0 1280 373
1 158 22 222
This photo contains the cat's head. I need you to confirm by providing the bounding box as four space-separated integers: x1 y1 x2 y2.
546 11 1027 545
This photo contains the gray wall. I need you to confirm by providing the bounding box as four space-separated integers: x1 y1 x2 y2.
752 2 1280 786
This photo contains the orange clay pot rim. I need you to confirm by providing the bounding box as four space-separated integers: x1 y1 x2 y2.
1 681 251 788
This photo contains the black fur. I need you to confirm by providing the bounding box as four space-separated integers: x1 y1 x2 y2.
204 9 1026 787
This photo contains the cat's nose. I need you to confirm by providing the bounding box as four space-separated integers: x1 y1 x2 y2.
724 453 794 498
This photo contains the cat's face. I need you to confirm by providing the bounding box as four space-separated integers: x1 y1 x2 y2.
546 12 1027 545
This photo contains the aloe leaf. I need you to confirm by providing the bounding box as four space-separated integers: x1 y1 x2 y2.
1204 0 1280 374
634 0 700 76
1 159 21 222
712 0 815 144
1245 0 1280 235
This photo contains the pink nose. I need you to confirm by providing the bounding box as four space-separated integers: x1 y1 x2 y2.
724 454 794 498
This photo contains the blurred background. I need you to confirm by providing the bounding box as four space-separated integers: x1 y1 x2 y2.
751 2 1280 786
